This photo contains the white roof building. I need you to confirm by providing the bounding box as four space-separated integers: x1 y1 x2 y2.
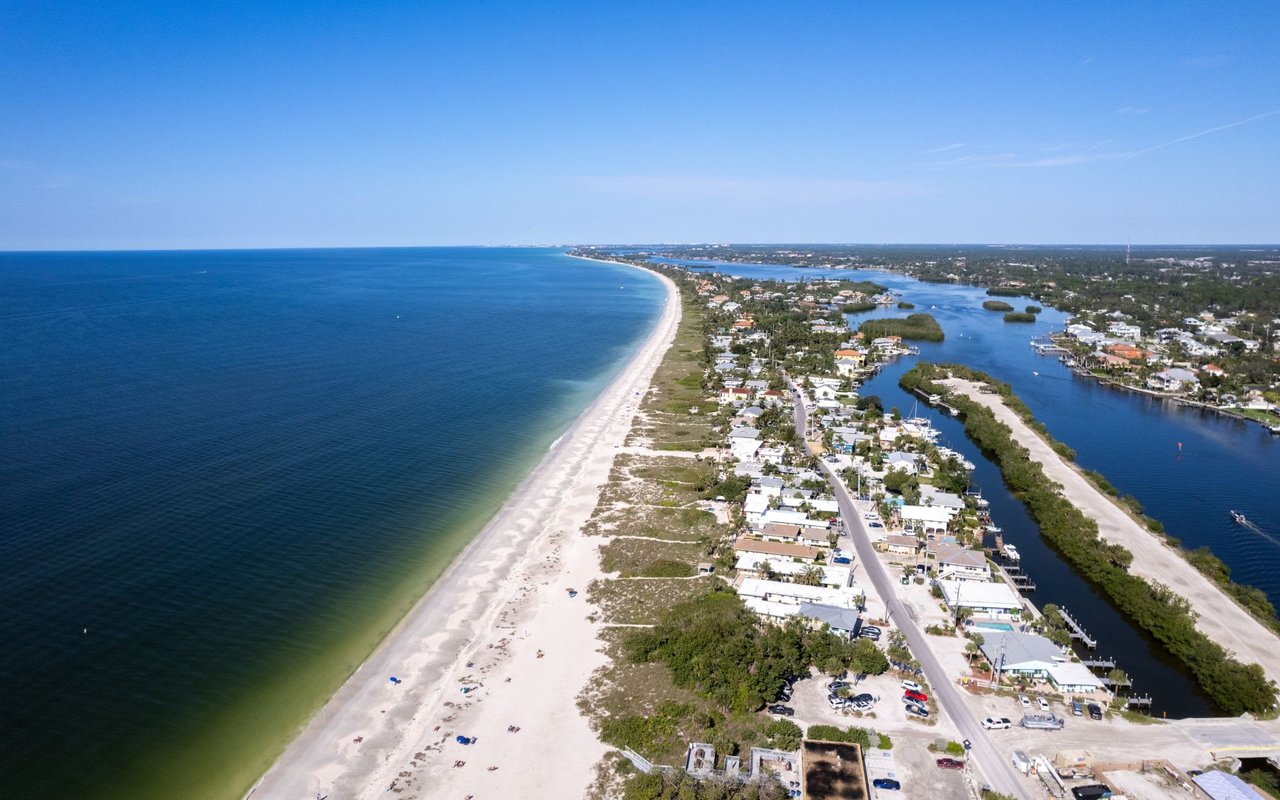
734 554 852 588
901 504 956 532
938 579 1023 619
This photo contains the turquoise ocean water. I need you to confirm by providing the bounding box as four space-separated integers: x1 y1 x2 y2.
0 247 662 799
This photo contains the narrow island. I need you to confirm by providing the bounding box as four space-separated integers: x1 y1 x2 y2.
901 362 1279 714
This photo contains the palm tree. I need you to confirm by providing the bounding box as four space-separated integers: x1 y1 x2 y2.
797 565 825 587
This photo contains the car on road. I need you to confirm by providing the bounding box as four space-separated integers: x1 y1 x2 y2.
872 778 901 791
1087 703 1103 720
981 717 1013 730
768 704 794 716
904 703 930 718
1036 696 1051 712
901 680 923 693
1018 694 1031 709
902 689 928 703
936 758 965 770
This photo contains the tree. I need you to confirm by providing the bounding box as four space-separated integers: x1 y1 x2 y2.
850 638 890 675
797 565 824 587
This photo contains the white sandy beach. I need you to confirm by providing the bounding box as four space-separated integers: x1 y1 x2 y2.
247 262 679 800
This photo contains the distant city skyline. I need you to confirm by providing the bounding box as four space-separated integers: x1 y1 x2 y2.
2 1 1278 249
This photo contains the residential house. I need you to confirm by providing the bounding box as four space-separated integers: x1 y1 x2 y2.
900 504 955 534
977 631 1104 692
733 538 823 563
1147 367 1200 393
938 579 1022 621
728 427 763 461
928 543 991 582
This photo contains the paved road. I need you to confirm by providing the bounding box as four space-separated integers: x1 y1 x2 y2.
786 380 1034 800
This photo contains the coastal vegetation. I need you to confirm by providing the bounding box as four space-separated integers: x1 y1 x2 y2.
897 300 915 309
986 287 1024 297
624 588 884 714
900 362 1278 714
1003 312 1036 323
858 313 944 342
982 300 1014 312
1025 305 1042 314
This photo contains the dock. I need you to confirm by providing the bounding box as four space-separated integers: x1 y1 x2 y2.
1081 657 1116 669
1123 695 1153 709
1057 607 1097 649
1010 574 1036 592
913 387 960 416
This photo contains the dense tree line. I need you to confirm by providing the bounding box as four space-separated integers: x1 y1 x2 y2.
858 313 944 342
900 363 1277 714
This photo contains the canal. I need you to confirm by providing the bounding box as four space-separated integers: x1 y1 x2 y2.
658 256 1280 718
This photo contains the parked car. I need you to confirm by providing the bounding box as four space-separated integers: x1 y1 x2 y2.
828 695 848 709
936 758 965 770
1071 700 1084 717
861 625 882 636
981 717 1013 730
768 704 794 717
903 689 928 703
868 522 884 528
1018 694 1031 709
901 680 923 693
1037 697 1051 712
1087 703 1103 720
859 629 881 641
904 703 930 718
852 693 875 704
872 778 901 790
828 681 850 692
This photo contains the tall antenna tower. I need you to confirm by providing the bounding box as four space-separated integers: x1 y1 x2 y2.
1126 222 1132 265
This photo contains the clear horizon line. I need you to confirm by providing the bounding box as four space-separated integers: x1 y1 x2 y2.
3 240 1280 254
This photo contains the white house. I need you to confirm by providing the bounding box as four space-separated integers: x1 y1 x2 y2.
734 555 852 588
728 427 763 461
1147 367 1200 393
938 579 1022 621
744 493 771 527
900 504 956 533
928 543 991 582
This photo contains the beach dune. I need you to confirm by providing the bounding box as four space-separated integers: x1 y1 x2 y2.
247 265 679 799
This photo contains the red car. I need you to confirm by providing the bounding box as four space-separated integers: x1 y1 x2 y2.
936 758 965 770
903 689 928 703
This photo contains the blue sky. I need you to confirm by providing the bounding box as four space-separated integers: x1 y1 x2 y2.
1 1 1277 248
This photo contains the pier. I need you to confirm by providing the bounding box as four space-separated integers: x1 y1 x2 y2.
1123 695 1153 709
912 387 960 416
1057 607 1097 649
1081 657 1116 669
1010 574 1036 592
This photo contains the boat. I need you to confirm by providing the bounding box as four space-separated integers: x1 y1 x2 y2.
1268 424 1280 435
1230 510 1248 525
986 525 1004 534
1003 544 1021 562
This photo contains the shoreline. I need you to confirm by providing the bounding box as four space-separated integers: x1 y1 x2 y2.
247 259 680 799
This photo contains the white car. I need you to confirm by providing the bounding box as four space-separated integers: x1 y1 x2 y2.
1036 697 1051 712
982 717 1013 730
901 680 923 693
1018 694 1031 709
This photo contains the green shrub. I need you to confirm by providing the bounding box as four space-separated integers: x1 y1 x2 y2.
982 300 1014 311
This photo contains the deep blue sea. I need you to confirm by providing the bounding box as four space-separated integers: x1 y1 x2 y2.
0 248 663 799
659 257 1280 718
